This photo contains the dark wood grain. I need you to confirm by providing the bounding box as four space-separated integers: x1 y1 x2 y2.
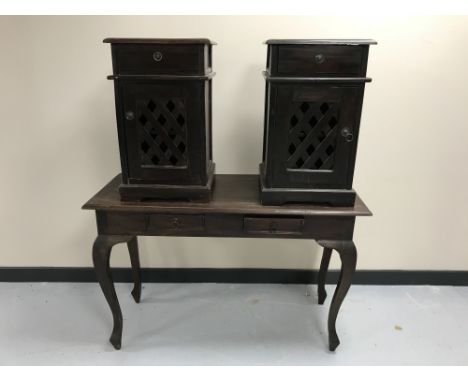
83 174 371 217
111 44 209 76
318 247 332 305
119 164 215 203
244 216 304 235
93 235 132 349
260 40 374 206
107 73 216 80
106 38 215 201
104 38 216 45
276 45 366 77
263 72 372 83
265 39 377 45
127 237 141 303
318 240 357 351
85 174 370 351
96 211 355 240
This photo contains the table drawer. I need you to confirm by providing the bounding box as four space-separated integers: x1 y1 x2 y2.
244 216 304 235
147 214 205 234
113 44 205 75
276 45 365 77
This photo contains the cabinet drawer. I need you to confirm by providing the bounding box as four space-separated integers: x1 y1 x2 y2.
113 44 205 75
276 45 365 77
244 216 304 235
147 214 205 234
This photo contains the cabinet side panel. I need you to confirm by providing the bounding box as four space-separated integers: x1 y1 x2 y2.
344 84 365 188
113 80 130 183
263 83 279 188
205 79 213 170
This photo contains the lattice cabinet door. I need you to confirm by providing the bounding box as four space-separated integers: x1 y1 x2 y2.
119 80 207 185
266 83 364 189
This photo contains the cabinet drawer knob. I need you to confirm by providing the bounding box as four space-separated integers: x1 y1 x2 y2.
341 127 354 142
125 111 134 121
314 53 325 64
153 51 163 62
172 218 181 229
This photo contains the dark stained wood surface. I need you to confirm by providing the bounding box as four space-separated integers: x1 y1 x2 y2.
86 174 369 350
107 73 216 80
104 38 216 45
265 39 377 45
260 39 374 206
83 174 372 217
263 72 372 83
107 39 215 201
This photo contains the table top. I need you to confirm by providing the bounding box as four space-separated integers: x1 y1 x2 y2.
103 38 216 45
264 39 377 45
82 174 372 217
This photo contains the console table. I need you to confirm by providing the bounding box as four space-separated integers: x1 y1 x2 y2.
82 174 371 351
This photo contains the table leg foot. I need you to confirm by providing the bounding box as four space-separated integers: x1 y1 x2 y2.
127 237 142 303
318 240 357 352
318 291 327 305
131 289 140 304
329 334 340 351
317 247 332 305
93 234 133 350
110 328 122 350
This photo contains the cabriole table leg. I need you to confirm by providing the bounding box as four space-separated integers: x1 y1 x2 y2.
317 240 357 352
92 234 134 350
317 247 332 305
127 237 142 303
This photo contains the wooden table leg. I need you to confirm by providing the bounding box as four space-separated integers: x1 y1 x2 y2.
92 234 133 350
127 237 142 303
317 240 357 351
317 247 332 305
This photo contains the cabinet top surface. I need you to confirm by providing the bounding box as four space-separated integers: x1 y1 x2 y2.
83 174 372 217
265 39 377 45
103 37 216 45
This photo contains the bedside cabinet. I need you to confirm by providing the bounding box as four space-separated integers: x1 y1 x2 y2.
105 38 216 202
259 39 376 206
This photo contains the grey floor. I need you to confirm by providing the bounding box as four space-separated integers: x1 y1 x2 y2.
0 282 467 365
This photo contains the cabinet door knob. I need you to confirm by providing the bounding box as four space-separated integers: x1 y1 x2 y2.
315 53 325 64
125 111 134 121
153 51 163 62
341 127 354 142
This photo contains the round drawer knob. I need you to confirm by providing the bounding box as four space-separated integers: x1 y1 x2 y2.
125 111 134 121
314 54 325 64
172 218 181 228
153 51 163 62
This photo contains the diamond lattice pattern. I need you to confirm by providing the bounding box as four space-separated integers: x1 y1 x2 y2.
137 98 187 167
286 101 339 170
